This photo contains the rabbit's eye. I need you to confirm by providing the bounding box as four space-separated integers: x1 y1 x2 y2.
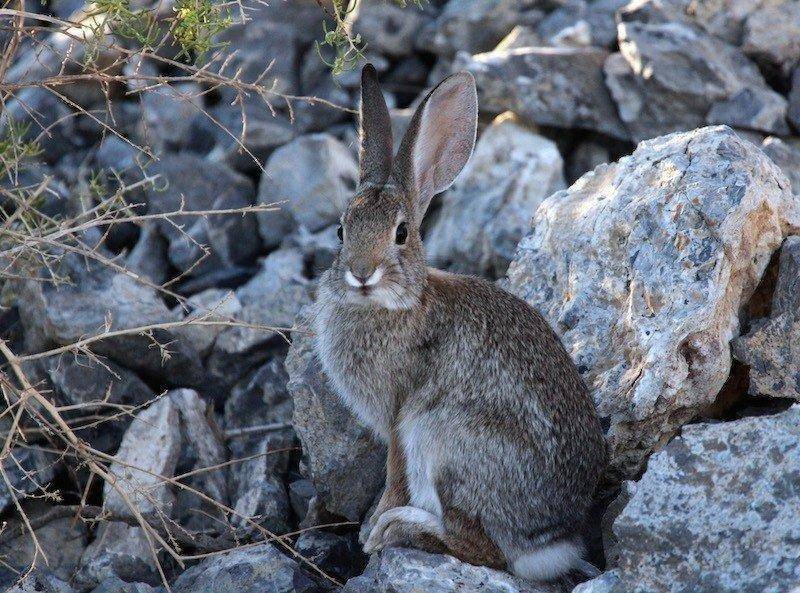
337 225 344 242
395 222 408 245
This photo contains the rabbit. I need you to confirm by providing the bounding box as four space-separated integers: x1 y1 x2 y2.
312 63 607 583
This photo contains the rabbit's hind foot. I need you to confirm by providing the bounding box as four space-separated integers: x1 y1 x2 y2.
363 506 446 554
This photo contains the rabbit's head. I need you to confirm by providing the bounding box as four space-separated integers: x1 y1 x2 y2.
321 64 478 310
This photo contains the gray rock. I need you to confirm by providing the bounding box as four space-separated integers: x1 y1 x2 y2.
742 2 800 77
172 288 242 358
0 448 57 514
504 126 799 478
761 137 800 195
257 134 358 247
567 141 610 184
3 570 76 593
294 48 354 134
349 0 430 57
75 522 158 590
16 254 206 387
143 154 259 277
494 25 542 50
2 88 77 163
609 407 800 593
732 236 800 401
89 577 160 593
537 0 628 49
342 547 554 593
426 0 545 57
209 249 311 384
171 544 317 593
606 21 789 142
427 114 565 278
281 224 340 278
138 82 202 153
294 531 363 582
457 46 628 139
103 396 181 519
205 105 295 173
95 135 140 172
789 67 800 131
288 478 316 520
571 571 621 593
286 313 386 523
0 506 87 582
125 223 170 286
230 444 291 536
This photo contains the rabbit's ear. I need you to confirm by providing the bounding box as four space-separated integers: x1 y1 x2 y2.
393 71 477 219
359 63 393 186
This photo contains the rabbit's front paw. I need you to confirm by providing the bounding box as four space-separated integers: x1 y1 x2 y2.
363 506 443 553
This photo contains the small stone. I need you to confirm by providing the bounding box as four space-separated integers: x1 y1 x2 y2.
288 478 316 520
75 523 158 590
0 449 57 514
349 0 429 57
760 137 800 196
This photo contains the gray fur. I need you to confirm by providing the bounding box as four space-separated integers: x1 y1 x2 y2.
313 65 606 582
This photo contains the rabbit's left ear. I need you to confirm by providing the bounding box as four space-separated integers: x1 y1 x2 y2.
393 71 478 220
359 63 393 186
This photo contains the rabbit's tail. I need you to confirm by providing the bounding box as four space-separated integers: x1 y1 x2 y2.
509 533 599 582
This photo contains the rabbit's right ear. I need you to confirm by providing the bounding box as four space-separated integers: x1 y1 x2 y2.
359 64 393 186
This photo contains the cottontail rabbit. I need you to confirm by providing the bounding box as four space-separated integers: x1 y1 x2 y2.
313 64 606 582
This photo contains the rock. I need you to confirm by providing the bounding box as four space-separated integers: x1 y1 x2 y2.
16 254 206 387
103 396 181 519
789 67 800 131
138 82 202 153
732 236 800 401
2 88 77 163
89 577 160 593
0 448 57 514
294 531 364 583
342 547 554 593
171 544 317 593
742 2 800 78
288 478 316 520
204 105 295 173
349 0 429 57
427 114 565 278
495 25 542 51
286 312 386 523
606 22 789 142
173 288 242 358
230 444 291 535
95 135 140 172
75 523 158 590
3 570 76 593
572 571 621 593
294 48 354 134
536 0 628 49
281 225 340 278
504 126 799 478
567 141 610 184
209 249 311 385
0 505 88 583
760 137 800 195
213 18 298 105
143 154 260 277
257 134 358 247
125 223 170 286
457 46 628 139
609 407 800 593
426 0 545 57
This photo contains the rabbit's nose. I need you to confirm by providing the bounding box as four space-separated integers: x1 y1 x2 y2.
345 267 383 288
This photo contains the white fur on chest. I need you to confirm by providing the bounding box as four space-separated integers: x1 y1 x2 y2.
400 417 443 518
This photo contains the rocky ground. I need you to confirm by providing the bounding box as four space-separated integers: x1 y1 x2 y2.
2 0 800 592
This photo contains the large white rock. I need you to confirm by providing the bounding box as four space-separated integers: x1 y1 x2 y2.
427 114 565 278
505 126 799 478
607 407 800 593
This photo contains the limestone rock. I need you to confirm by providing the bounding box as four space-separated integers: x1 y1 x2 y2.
457 46 628 139
609 407 800 593
285 312 386 523
760 137 800 196
505 126 799 477
427 115 565 278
